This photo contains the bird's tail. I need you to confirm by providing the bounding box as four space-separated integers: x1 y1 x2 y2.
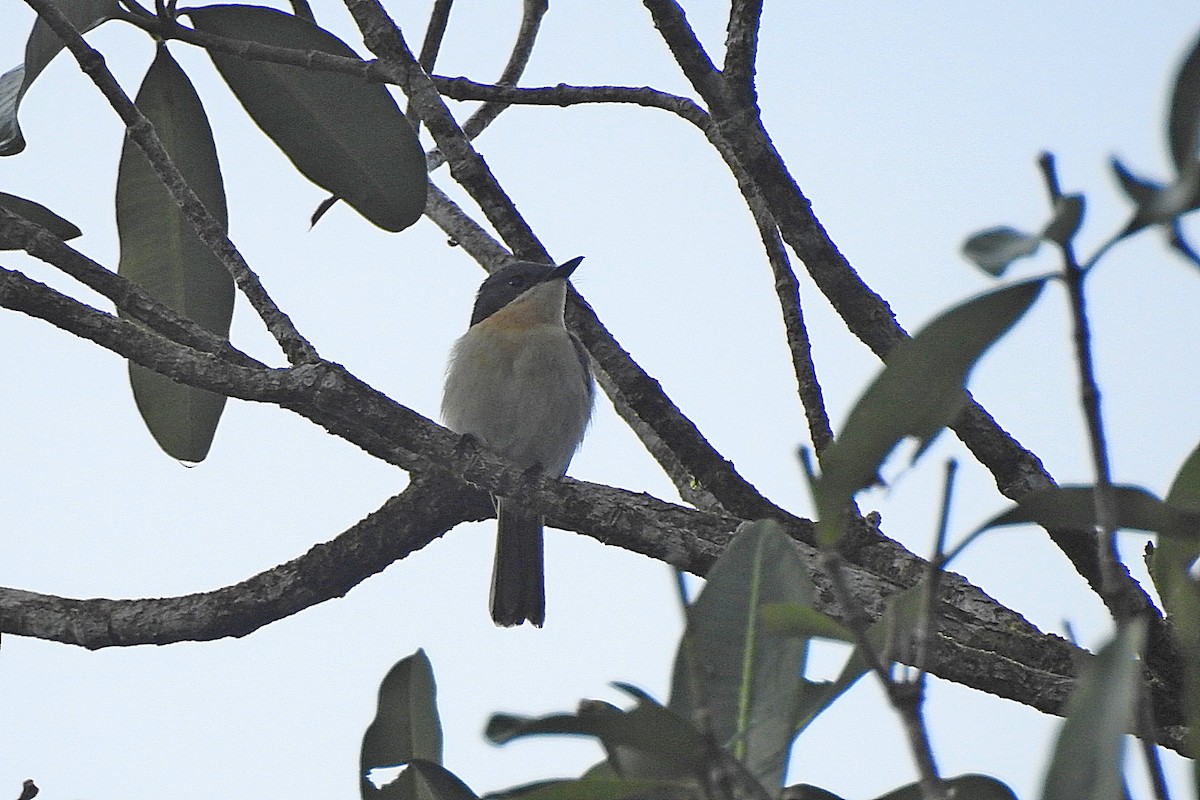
491 499 545 627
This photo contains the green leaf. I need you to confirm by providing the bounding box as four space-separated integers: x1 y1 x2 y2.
961 227 1041 276
1039 619 1146 800
759 603 853 644
875 774 1017 800
361 650 443 800
1149 441 1200 758
783 787 845 800
186 4 427 232
117 47 232 463
369 761 477 800
0 0 120 155
1168 31 1200 173
814 280 1046 547
976 484 1200 538
667 519 814 789
481 774 693 800
486 693 711 779
1041 194 1085 247
0 191 81 245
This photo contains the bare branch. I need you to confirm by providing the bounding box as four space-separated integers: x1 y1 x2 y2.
0 209 266 369
459 0 548 140
722 0 761 102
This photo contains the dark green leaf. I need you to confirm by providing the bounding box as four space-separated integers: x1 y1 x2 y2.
815 280 1045 547
485 775 694 800
782 786 845 800
0 0 120 155
390 761 477 800
186 5 427 232
1040 620 1145 800
961 227 1041 276
976 484 1200 538
1168 31 1200 173
667 520 814 789
759 603 853 644
0 191 81 245
485 694 711 778
1149 441 1200 759
875 774 1016 800
117 47 232 463
1041 194 1085 246
361 649 443 800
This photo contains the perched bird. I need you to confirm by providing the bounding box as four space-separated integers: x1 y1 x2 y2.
441 257 594 626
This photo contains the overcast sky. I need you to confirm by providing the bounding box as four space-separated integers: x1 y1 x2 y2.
3 3 1200 799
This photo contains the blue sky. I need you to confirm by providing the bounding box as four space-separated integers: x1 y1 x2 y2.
2 3 1200 798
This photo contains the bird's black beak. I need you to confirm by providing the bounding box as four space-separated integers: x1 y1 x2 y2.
550 256 584 281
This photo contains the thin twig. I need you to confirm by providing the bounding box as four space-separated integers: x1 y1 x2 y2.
408 0 454 134
0 209 265 369
23 0 318 364
459 0 548 139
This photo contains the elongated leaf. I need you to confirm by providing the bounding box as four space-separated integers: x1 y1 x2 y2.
0 191 81 245
1040 620 1145 800
876 774 1016 800
961 227 1040 276
187 5 427 232
1169 31 1200 173
118 47 232 463
487 775 691 800
361 650 443 800
815 280 1046 547
1150 441 1200 759
759 603 853 644
666 519 814 789
372 761 477 800
0 0 119 155
977 484 1200 538
486 693 711 778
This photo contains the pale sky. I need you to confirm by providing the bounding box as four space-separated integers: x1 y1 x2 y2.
3 3 1200 798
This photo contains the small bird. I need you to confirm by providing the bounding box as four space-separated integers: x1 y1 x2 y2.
441 257 594 626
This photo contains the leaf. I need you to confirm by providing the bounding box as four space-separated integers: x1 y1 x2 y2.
666 519 814 789
117 47 232 463
361 650 444 800
783 787 845 800
961 227 1041 276
1149 441 1200 758
486 693 711 778
1041 194 1085 247
0 191 81 245
759 603 853 644
0 0 120 155
370 761 477 800
1110 157 1163 207
1039 619 1146 800
976 484 1200 538
1168 30 1200 173
489 775 692 800
186 4 427 232
875 774 1017 800
814 280 1046 547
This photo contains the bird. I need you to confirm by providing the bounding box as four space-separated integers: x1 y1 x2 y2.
441 256 594 627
